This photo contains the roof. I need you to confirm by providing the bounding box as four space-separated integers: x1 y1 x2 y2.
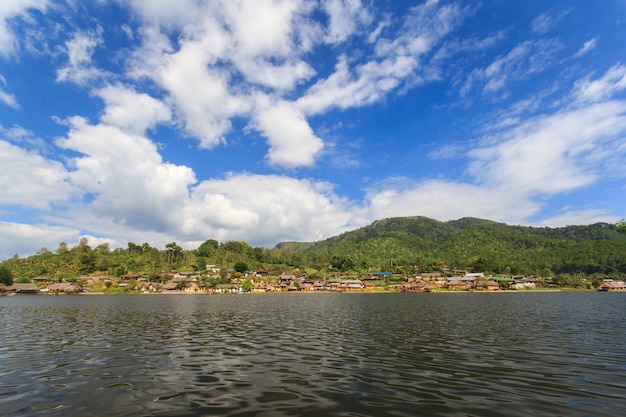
11 283 39 292
48 283 72 291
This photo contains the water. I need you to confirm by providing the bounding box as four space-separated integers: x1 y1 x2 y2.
1 292 624 417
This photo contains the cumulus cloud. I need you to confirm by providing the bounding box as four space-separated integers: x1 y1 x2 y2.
359 179 540 227
0 139 74 209
56 116 196 232
96 84 171 134
255 101 324 167
122 0 465 167
156 40 249 148
0 222 79 260
184 173 353 245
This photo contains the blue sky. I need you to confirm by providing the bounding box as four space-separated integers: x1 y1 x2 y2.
1 0 625 259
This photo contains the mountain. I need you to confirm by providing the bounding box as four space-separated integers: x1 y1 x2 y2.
280 217 626 275
3 216 625 281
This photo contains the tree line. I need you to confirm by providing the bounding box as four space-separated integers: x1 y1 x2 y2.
1 217 625 285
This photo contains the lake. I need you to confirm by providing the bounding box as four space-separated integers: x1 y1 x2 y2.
1 292 625 416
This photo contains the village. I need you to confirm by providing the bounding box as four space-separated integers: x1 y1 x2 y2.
2 266 624 295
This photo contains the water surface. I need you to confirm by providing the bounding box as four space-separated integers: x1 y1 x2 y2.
1 292 625 416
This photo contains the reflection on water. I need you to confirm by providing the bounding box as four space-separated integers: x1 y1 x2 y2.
1 293 625 416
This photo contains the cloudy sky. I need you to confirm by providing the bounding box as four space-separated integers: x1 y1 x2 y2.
1 0 625 259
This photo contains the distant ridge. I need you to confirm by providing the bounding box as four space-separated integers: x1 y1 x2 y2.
276 216 626 275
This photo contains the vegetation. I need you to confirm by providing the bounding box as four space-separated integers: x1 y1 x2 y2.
0 266 13 286
1 217 625 289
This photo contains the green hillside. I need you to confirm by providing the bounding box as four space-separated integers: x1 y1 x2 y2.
295 217 626 276
2 217 625 283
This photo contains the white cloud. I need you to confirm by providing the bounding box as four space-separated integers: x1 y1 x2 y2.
56 29 106 85
538 208 619 227
56 116 197 232
96 84 171 134
0 139 74 209
469 101 626 195
574 37 597 58
323 0 371 44
0 0 48 56
0 81 18 108
298 1 464 114
123 0 466 167
573 63 626 103
531 10 569 35
255 101 324 167
155 32 250 148
184 173 353 245
359 179 540 226
463 39 562 97
0 222 79 259
126 0 202 30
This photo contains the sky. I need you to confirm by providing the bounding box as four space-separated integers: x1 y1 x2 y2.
1 0 626 259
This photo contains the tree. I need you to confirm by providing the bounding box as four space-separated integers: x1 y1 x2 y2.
617 219 626 234
165 242 183 264
78 252 96 275
330 255 355 272
234 261 248 273
197 239 219 257
76 237 91 253
241 279 252 292
0 266 13 286
127 242 141 255
57 242 69 254
37 247 51 255
96 242 110 253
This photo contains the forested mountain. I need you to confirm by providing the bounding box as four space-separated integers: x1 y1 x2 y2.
2 217 625 283
294 217 626 276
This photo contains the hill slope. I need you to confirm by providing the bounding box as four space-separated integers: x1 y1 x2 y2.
290 217 626 275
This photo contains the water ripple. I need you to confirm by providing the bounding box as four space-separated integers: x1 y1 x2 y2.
1 293 625 416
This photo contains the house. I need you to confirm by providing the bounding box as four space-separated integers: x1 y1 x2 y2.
161 282 178 291
135 282 157 292
213 284 239 294
47 283 73 293
598 280 626 291
312 280 328 291
185 283 202 293
299 278 314 290
446 278 471 290
339 279 363 291
279 273 297 284
484 280 500 291
398 282 425 292
251 284 267 293
120 274 141 281
421 272 444 281
9 283 40 294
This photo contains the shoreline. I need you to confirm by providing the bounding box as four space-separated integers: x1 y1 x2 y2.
28 288 623 295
